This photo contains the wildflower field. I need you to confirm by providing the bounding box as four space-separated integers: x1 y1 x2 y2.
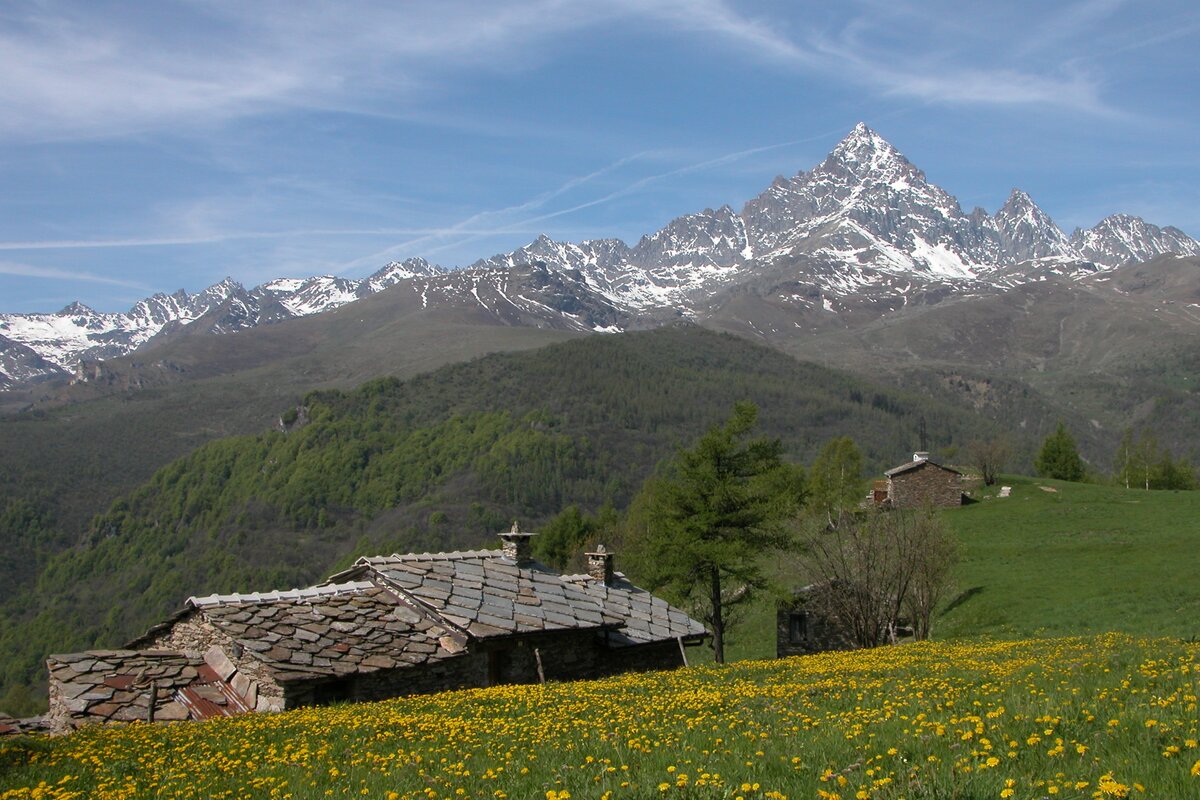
2 634 1197 800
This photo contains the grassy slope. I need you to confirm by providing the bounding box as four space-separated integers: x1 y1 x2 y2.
938 475 1200 640
2 635 1196 799
0 326 1002 713
714 476 1200 663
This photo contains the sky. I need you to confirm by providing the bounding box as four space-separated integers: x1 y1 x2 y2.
1 0 1198 313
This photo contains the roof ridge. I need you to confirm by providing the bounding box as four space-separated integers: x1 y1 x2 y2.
357 549 501 565
187 580 375 608
560 570 628 582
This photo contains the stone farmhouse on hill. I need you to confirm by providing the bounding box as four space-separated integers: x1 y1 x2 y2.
45 527 708 733
874 451 964 509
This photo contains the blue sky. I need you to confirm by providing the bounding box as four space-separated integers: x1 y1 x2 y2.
2 0 1198 313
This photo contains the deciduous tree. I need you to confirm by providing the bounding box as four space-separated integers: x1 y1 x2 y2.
968 436 1011 487
808 436 865 527
798 506 957 647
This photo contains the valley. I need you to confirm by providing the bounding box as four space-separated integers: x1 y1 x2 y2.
3 125 1200 718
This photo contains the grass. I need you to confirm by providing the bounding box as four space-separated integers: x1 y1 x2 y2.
1 634 1197 799
938 475 1200 641
3 480 1200 798
703 476 1200 664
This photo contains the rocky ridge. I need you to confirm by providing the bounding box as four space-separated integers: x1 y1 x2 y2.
3 124 1198 389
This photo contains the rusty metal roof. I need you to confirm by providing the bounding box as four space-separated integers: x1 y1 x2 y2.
174 682 251 720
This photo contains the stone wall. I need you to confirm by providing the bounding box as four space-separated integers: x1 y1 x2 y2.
148 614 284 712
888 463 962 508
45 650 205 733
776 596 857 658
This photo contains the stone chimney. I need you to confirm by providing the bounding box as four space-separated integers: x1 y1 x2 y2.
913 451 930 463
585 544 615 585
498 521 536 566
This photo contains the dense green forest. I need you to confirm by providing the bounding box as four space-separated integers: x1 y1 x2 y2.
0 326 1014 713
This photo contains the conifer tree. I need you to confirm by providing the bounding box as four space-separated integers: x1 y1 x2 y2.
624 402 786 663
1035 421 1085 482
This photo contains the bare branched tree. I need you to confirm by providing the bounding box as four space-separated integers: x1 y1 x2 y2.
798 506 957 647
968 437 1012 486
901 507 958 640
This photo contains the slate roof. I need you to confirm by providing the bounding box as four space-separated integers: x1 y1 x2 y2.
884 459 962 477
188 580 376 608
559 572 708 646
0 713 49 737
194 585 461 683
46 650 216 725
359 552 623 639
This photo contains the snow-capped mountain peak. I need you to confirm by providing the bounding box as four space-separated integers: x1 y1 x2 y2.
58 301 97 317
4 122 1200 390
993 188 1073 262
1071 214 1200 267
363 258 444 294
822 122 916 185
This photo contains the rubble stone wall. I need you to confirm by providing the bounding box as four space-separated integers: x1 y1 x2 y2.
149 615 284 711
776 599 858 658
888 464 962 508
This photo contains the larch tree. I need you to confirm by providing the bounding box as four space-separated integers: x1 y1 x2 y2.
624 402 786 663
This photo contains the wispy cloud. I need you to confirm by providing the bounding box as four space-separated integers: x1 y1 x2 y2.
0 260 150 289
0 229 537 251
1011 0 1128 58
0 0 1126 145
413 126 864 260
336 151 652 271
0 1 615 141
637 0 1116 115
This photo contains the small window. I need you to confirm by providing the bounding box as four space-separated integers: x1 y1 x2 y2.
788 612 809 644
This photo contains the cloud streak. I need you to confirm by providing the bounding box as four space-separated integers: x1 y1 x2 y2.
0 229 540 251
0 260 150 289
0 0 1127 145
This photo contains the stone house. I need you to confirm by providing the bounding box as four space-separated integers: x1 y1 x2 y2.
878 451 963 509
775 583 859 658
46 528 707 733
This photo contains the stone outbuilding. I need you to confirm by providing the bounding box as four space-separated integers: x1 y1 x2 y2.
878 451 964 509
777 582 912 658
46 527 708 733
776 583 859 658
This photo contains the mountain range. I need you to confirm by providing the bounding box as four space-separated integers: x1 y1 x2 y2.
3 122 1199 390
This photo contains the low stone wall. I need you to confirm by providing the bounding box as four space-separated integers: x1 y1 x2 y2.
45 650 206 733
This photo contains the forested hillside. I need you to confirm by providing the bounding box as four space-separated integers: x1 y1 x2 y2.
0 325 1012 712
